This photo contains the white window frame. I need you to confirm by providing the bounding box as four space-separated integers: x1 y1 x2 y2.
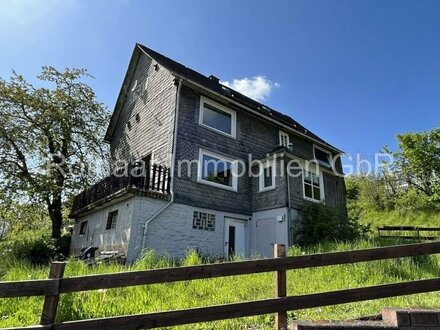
313 145 333 168
197 149 238 192
258 162 276 192
302 169 325 202
279 130 290 147
199 96 237 138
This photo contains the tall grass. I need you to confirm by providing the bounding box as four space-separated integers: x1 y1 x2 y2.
1 238 440 329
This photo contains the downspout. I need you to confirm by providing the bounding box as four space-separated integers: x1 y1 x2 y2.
285 153 292 246
139 77 182 252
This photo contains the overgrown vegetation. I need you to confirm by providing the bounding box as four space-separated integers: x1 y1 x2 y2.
293 203 369 245
1 240 440 329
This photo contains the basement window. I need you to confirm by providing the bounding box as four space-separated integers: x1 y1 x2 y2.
79 221 87 235
193 211 215 231
106 210 118 230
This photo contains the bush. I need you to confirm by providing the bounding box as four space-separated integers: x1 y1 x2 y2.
293 203 369 246
0 229 71 265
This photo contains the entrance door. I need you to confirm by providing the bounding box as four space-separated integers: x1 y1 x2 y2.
255 218 276 258
224 218 246 258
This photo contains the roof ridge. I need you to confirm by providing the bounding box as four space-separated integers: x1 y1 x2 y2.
135 43 343 153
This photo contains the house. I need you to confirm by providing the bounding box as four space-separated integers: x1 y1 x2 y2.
69 43 347 262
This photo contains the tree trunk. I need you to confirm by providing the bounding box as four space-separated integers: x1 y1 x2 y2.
47 195 63 239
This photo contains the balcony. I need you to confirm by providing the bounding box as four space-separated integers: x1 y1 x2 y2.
71 163 171 216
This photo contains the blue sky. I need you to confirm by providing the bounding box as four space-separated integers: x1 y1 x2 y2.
1 0 439 165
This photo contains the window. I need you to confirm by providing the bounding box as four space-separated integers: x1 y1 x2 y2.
199 97 236 137
259 163 276 192
197 149 238 191
192 211 215 231
79 221 87 235
303 171 323 202
314 146 332 168
279 131 290 147
106 210 118 230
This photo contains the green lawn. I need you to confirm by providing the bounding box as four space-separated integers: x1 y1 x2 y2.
1 237 440 329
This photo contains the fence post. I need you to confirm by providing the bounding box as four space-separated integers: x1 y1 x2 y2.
274 244 287 330
40 261 66 326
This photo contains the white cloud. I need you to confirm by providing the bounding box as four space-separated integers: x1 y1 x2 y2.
220 76 279 102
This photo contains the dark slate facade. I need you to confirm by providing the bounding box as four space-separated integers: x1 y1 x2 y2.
172 85 347 216
105 43 347 220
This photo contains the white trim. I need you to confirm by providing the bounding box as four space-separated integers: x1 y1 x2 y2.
197 149 238 192
199 96 237 138
258 162 276 192
313 145 332 168
302 169 325 203
279 130 290 147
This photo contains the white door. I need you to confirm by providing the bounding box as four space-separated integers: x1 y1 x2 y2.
255 218 276 258
224 217 246 258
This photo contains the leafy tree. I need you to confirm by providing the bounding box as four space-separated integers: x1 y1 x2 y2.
393 128 440 198
0 67 109 239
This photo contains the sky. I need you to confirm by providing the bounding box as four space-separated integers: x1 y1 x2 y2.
1 0 439 169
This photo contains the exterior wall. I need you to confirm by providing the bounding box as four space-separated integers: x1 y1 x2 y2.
142 202 249 259
287 159 347 216
70 196 135 257
110 53 177 167
126 196 168 262
251 157 288 212
250 207 290 257
173 85 324 215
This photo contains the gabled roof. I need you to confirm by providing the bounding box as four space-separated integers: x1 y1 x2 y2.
105 43 343 154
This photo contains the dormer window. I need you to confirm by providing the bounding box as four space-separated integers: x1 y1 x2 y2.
279 131 290 147
314 146 332 168
199 96 236 138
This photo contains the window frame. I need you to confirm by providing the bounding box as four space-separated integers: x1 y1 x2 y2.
279 130 290 147
258 162 276 192
199 96 237 138
302 169 325 202
79 221 87 236
106 210 119 230
313 145 333 168
197 149 238 192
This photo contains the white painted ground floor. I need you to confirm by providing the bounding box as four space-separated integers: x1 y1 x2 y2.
70 195 298 263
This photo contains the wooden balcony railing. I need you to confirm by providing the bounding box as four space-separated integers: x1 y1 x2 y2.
71 163 171 214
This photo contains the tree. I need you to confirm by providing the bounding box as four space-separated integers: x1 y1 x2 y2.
392 128 440 198
0 67 109 239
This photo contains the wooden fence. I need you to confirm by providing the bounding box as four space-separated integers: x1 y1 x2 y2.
1 241 440 330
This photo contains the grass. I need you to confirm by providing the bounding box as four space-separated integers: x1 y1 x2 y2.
359 209 440 230
1 238 440 329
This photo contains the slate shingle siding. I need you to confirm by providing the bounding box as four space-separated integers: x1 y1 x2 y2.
251 159 288 212
173 86 347 215
110 54 176 167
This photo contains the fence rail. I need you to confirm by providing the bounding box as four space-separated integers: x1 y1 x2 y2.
1 241 440 330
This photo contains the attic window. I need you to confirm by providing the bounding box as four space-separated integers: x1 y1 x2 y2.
135 114 140 123
279 131 290 147
314 146 332 168
127 121 132 130
131 79 138 92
